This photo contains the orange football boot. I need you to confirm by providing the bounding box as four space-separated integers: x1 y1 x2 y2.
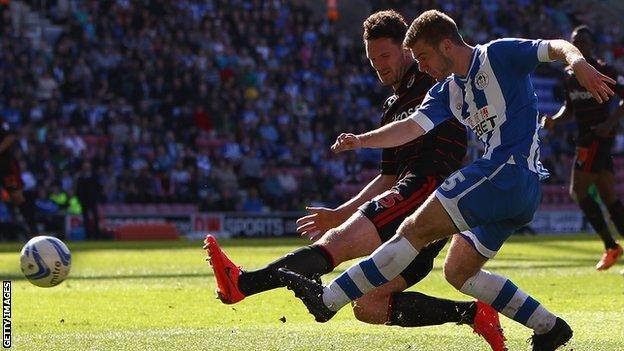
203 234 245 304
595 243 623 271
472 301 507 351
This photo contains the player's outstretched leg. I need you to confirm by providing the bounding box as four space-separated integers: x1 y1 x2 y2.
389 294 506 351
278 268 336 322
447 236 573 350
281 268 507 351
203 234 334 304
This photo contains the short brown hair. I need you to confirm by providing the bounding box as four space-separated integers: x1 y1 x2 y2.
363 10 408 45
403 10 463 48
571 25 594 41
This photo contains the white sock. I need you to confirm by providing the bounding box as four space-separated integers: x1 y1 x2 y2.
461 270 556 334
322 235 418 311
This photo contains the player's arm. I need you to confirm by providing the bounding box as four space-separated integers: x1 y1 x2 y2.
296 174 395 240
331 117 424 153
335 174 395 213
546 39 616 103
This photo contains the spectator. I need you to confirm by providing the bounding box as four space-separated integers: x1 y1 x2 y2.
0 1 621 214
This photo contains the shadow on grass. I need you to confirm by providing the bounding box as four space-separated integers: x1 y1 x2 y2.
0 234 602 253
1 259 603 283
0 272 210 282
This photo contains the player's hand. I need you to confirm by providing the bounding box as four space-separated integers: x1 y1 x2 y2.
591 121 614 138
296 207 342 241
331 133 361 153
572 58 616 104
541 115 555 129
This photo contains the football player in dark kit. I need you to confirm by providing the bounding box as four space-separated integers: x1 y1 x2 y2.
543 25 624 270
204 10 506 350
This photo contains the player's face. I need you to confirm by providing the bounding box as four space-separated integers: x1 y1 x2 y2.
365 38 407 87
410 39 453 82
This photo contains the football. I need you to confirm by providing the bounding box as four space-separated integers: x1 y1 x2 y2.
20 236 72 287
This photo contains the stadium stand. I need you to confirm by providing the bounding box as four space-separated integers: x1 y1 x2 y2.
0 0 623 234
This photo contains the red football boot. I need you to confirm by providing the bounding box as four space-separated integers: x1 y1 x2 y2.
203 234 245 304
595 243 623 271
472 301 507 351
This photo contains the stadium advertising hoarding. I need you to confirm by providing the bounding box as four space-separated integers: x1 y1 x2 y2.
65 210 585 240
64 214 191 240
529 210 585 233
65 212 302 239
190 212 301 239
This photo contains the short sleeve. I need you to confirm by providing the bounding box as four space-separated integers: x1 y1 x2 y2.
409 82 453 133
488 38 551 76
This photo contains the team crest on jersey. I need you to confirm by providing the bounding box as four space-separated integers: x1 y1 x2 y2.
406 75 415 89
475 71 489 90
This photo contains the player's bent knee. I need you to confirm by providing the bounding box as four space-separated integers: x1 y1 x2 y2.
317 216 381 264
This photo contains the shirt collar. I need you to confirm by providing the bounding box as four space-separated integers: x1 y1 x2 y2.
453 46 479 83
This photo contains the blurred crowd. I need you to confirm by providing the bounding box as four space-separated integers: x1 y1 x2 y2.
0 0 623 217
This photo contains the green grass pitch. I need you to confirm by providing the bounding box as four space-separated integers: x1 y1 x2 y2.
1 234 623 350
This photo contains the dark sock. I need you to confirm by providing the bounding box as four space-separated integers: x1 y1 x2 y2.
579 197 616 249
607 200 624 239
238 245 334 296
387 292 476 327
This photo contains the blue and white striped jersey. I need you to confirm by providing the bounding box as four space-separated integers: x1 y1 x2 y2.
410 38 552 179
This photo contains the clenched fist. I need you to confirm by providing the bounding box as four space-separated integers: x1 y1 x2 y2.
331 133 361 153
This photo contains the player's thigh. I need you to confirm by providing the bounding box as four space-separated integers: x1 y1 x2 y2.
393 194 458 250
352 275 408 324
443 233 488 289
316 212 381 264
594 170 617 204
349 174 444 255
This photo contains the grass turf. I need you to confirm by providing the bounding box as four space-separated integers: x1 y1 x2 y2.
0 234 623 350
